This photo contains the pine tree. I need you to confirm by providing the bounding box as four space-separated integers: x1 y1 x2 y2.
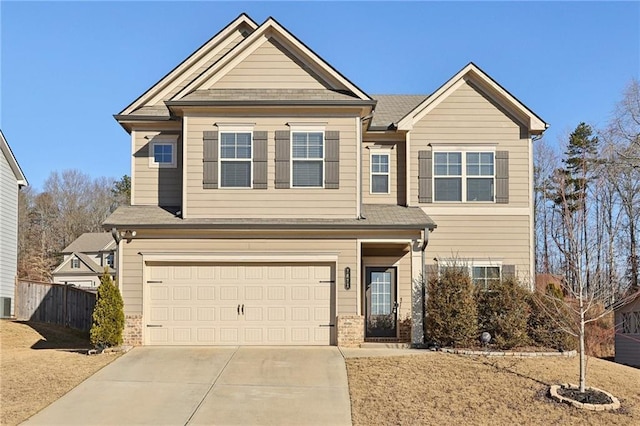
90 269 125 348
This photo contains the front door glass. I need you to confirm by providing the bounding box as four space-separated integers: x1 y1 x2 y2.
365 267 397 337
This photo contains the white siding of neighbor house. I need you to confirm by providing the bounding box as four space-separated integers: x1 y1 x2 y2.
0 150 19 315
615 297 640 367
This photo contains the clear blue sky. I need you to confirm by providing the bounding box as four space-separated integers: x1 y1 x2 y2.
2 1 638 191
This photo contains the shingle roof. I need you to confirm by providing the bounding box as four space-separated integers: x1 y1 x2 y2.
103 204 435 230
62 233 115 254
129 105 171 117
369 95 428 129
74 252 107 274
178 88 362 102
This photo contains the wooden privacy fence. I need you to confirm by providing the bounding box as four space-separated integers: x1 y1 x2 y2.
15 280 96 332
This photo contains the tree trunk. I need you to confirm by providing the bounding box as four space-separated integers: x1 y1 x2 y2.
579 295 586 393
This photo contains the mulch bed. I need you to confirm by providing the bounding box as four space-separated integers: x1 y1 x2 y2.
557 387 613 405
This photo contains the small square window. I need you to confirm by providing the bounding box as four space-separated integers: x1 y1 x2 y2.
149 139 177 168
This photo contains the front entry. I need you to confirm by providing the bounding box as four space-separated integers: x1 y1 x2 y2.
364 267 397 338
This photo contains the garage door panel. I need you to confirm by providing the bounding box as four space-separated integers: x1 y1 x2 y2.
146 263 333 345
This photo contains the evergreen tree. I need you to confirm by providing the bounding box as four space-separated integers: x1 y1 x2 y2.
90 269 125 348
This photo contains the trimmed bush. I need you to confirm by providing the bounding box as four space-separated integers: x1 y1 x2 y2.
476 279 530 349
527 289 577 351
90 270 124 348
425 266 478 347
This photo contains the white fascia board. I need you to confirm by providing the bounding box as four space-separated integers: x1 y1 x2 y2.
120 14 258 115
174 17 372 101
397 63 547 133
140 252 340 263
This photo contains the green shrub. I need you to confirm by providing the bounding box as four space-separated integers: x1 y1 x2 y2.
425 266 478 347
527 289 577 351
476 279 530 349
90 270 124 348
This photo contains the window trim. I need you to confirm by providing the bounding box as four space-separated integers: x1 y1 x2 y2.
437 259 502 290
290 128 325 189
218 129 253 189
148 136 178 169
432 147 496 203
370 150 391 195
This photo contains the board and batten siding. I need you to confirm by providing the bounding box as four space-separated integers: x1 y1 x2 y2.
132 131 182 206
615 297 640 367
185 115 358 218
426 214 532 282
0 151 19 315
120 237 358 317
409 80 531 208
212 38 326 90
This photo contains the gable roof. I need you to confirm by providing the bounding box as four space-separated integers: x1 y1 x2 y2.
118 13 259 117
51 252 114 275
0 129 28 186
61 232 116 254
172 16 372 103
396 62 547 133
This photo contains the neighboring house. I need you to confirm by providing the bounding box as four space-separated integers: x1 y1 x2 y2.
52 232 116 289
0 130 28 318
105 14 547 347
615 290 640 367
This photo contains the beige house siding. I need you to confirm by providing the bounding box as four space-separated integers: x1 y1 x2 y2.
425 214 532 283
120 236 358 316
52 274 101 288
212 38 326 90
133 131 182 206
185 115 358 218
362 142 405 205
56 258 95 274
615 297 640 367
409 80 531 208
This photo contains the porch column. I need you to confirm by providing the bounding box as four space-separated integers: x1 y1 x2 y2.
411 240 424 345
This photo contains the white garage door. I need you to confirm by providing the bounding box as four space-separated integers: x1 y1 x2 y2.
145 263 333 345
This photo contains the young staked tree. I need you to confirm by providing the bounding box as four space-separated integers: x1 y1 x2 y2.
90 270 125 348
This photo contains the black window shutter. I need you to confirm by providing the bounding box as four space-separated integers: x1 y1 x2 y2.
495 150 509 203
275 130 290 189
253 131 268 189
324 131 340 189
203 131 218 189
418 149 432 203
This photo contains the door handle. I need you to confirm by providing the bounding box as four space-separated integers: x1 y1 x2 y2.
392 301 399 315
237 304 240 315
241 304 244 315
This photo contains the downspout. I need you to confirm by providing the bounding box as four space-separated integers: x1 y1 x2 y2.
359 112 374 219
421 227 430 345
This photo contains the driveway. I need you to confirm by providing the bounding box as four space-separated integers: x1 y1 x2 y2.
23 347 351 426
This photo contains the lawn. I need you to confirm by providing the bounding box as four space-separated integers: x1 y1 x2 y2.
0 320 119 426
346 352 640 425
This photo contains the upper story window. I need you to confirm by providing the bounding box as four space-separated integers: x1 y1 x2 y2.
149 137 177 168
370 152 390 194
105 253 115 268
434 151 494 202
71 258 80 269
292 131 324 187
220 132 252 188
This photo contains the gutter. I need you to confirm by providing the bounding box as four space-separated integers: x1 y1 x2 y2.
102 222 435 231
165 100 378 107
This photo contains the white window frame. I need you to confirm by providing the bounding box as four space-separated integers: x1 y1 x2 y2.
148 136 178 168
290 127 325 189
433 147 496 203
71 258 80 269
218 128 253 189
370 150 391 194
437 259 502 290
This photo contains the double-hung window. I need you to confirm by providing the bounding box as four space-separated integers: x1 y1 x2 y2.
71 258 80 269
370 152 390 194
438 261 502 291
434 151 494 202
220 132 252 188
292 131 324 187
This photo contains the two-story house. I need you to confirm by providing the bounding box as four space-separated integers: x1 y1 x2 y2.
52 232 116 289
105 14 546 347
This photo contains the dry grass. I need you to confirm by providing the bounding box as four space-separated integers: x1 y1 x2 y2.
0 320 119 426
347 352 640 425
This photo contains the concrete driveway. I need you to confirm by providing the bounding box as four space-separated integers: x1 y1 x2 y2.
24 347 351 426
